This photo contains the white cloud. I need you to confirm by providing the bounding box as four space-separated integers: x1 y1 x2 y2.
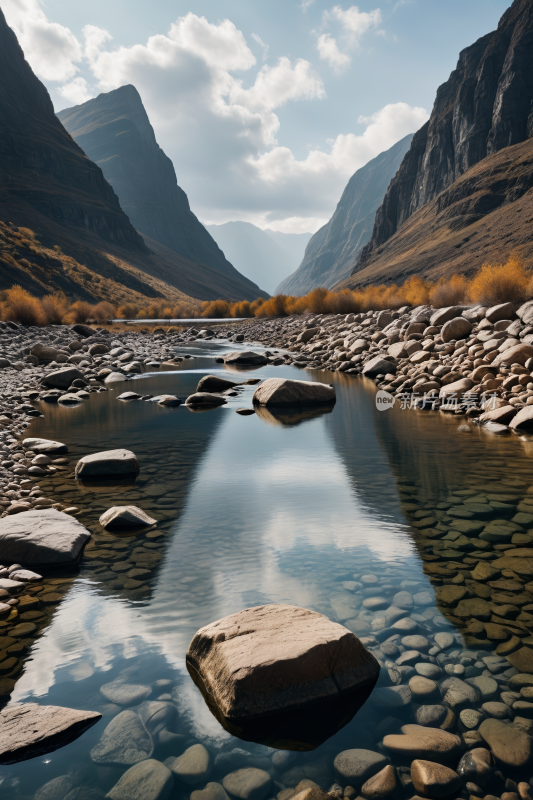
57 76 92 105
2 0 82 82
300 0 316 11
331 5 382 42
251 32 269 61
316 33 351 71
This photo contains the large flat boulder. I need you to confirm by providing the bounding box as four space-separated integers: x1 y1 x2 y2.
22 437 68 454
492 343 533 367
41 367 84 389
197 375 239 392
0 703 101 764
0 509 91 566
75 449 140 478
186 604 379 720
224 351 268 366
253 379 335 406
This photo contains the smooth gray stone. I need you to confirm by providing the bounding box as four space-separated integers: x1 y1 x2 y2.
90 710 153 765
22 437 68 454
0 509 91 566
75 449 139 478
106 759 173 800
0 703 101 765
100 682 152 706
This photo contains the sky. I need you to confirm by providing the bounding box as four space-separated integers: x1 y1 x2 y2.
3 0 510 233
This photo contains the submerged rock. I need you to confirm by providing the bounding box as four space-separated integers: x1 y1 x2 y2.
107 759 173 800
0 703 101 764
90 709 153 765
75 449 140 478
185 393 227 407
252 378 335 406
0 509 91 566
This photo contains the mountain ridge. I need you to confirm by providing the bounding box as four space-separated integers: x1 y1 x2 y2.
276 134 414 295
355 0 533 277
57 86 268 299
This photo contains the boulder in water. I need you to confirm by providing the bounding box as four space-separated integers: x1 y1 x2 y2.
252 379 335 406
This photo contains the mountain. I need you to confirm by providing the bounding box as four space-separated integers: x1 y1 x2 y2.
205 222 312 295
275 135 414 296
57 86 267 299
336 136 533 290
352 0 533 282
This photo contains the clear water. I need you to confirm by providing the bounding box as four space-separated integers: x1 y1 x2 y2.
2 340 533 797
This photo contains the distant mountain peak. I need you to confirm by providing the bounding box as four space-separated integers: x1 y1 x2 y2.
58 86 268 300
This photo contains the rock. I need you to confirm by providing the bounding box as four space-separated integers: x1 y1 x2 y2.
72 324 94 338
434 633 454 650
0 509 91 566
441 677 481 709
138 701 176 735
184 391 227 408
186 604 379 719
90 710 153 765
0 703 101 764
41 367 84 389
197 375 239 392
224 352 268 366
456 748 492 786
35 775 75 800
485 302 514 323
191 783 230 800
410 760 461 798
9 569 42 582
479 405 517 424
253 378 335 406
383 724 463 764
100 682 152 706
117 392 141 400
479 718 533 767
99 506 156 530
31 343 60 363
22 437 68 454
439 377 473 399
414 705 449 728
430 307 467 326
506 647 533 673
388 342 407 359
222 768 272 800
106 759 173 800
157 395 181 407
362 357 397 378
409 676 439 702
436 585 466 606
104 372 127 383
171 744 211 785
89 343 109 355
493 343 533 367
509 406 533 431
334 750 389 786
371 685 411 708
361 765 398 799
441 317 472 343
75 449 139 478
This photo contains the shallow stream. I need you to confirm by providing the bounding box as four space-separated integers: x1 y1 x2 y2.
2 340 533 798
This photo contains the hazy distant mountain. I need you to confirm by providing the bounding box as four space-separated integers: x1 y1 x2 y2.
58 85 267 300
275 134 414 295
206 221 312 296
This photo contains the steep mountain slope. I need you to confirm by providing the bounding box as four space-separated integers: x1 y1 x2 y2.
356 0 533 276
205 222 312 295
276 135 414 295
57 86 267 299
337 137 533 289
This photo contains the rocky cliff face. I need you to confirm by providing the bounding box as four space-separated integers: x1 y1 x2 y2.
357 0 533 273
276 135 413 295
57 86 267 299
0 9 145 253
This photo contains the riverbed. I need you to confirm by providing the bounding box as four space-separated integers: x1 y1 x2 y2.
2 338 533 797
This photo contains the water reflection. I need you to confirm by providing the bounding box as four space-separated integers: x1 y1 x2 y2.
3 343 532 797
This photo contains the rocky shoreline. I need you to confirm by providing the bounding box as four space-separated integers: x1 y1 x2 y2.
3 315 533 797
